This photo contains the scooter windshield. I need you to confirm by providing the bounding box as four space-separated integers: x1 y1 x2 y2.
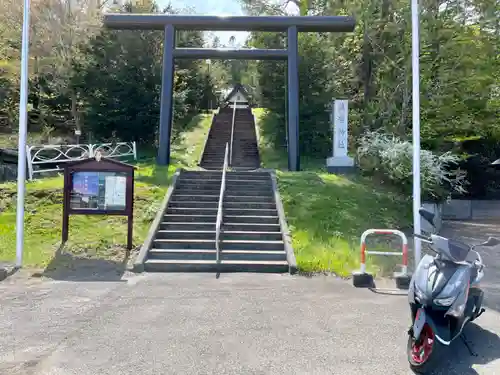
447 239 471 263
432 235 471 263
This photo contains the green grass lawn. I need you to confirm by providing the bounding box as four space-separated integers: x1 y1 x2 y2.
0 113 213 270
0 132 51 149
253 108 412 276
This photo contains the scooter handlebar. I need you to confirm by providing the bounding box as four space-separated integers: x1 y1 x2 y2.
414 233 432 242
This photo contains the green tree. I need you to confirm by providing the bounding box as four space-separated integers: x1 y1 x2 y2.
240 0 500 158
74 2 215 144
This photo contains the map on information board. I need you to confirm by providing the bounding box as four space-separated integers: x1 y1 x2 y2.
104 175 127 209
70 171 127 210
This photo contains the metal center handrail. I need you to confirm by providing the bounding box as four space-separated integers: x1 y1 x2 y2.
216 143 229 265
229 100 238 166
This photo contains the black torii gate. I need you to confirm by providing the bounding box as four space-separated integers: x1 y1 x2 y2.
103 14 356 171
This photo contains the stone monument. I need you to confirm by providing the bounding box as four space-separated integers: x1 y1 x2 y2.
326 99 355 174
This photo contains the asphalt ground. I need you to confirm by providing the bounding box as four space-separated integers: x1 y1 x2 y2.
0 220 499 375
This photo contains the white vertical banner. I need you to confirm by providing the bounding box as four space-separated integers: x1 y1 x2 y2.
333 100 348 158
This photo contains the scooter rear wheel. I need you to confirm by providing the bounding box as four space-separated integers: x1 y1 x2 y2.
407 323 442 373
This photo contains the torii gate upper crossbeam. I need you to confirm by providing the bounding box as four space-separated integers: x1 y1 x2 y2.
103 14 356 32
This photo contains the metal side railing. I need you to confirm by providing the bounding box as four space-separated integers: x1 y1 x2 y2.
216 143 229 266
229 100 238 166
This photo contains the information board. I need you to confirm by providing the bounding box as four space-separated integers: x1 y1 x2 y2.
70 171 128 211
62 155 135 250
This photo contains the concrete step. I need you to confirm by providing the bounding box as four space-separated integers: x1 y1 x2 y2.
229 169 262 172
207 132 255 136
164 214 216 222
226 181 271 187
155 230 282 241
168 201 275 209
225 201 276 209
153 239 216 249
178 179 269 187
224 215 279 224
175 189 272 198
170 194 219 202
226 195 274 203
144 259 289 273
174 184 221 190
181 171 269 179
199 164 224 168
173 188 273 197
224 208 276 215
221 239 284 250
166 207 218 215
203 148 258 152
171 194 275 203
226 182 272 188
205 140 257 143
226 181 271 188
159 222 215 231
178 175 222 181
156 230 216 240
229 165 261 169
200 164 261 170
225 189 273 195
176 180 222 186
201 165 225 169
223 231 283 241
166 207 277 216
148 249 287 261
153 239 284 251
202 154 258 159
168 201 218 208
230 164 261 168
223 222 281 232
203 145 258 149
173 188 221 195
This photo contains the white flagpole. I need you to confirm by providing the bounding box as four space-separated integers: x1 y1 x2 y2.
411 0 422 265
15 0 31 268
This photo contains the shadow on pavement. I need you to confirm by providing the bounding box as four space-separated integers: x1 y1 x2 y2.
36 244 130 282
0 263 19 282
441 220 500 313
430 322 500 375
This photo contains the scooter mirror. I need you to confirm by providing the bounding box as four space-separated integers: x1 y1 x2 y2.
419 208 435 227
481 237 500 247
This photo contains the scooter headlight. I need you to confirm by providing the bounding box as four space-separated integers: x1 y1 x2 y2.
434 296 457 306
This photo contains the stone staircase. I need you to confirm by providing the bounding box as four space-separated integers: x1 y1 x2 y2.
138 169 294 273
200 107 260 170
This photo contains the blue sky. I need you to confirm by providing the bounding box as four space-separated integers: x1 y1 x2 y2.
157 0 249 45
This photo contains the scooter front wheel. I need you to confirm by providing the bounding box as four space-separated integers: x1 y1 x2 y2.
407 323 443 373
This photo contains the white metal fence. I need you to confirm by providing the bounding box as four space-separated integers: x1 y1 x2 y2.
26 142 137 180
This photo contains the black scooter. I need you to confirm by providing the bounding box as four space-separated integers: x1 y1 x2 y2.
407 208 499 373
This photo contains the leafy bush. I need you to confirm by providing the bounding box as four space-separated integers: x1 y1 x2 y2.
357 131 467 201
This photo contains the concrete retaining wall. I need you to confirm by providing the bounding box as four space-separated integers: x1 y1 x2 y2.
0 162 17 182
0 148 18 182
442 200 500 220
